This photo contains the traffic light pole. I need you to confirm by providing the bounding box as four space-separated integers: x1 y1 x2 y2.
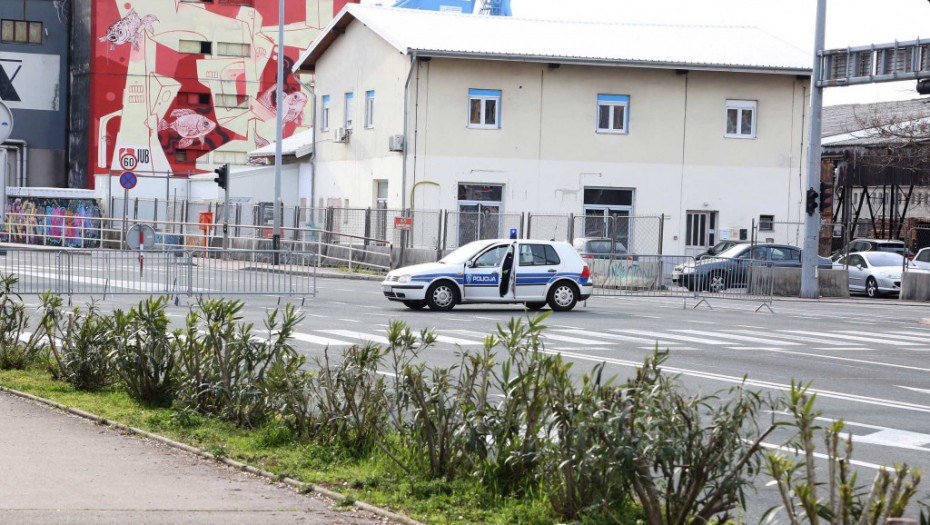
223 168 230 250
800 0 827 299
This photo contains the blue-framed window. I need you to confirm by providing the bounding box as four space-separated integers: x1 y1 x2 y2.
365 90 375 128
596 94 629 134
467 89 501 129
345 92 354 130
321 95 330 131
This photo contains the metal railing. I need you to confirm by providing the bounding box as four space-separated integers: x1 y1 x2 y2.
0 248 317 302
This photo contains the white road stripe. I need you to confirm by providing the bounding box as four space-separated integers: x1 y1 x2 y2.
434 335 484 346
613 329 735 346
543 333 618 345
758 442 883 470
281 331 354 347
318 329 390 345
673 330 800 346
727 329 860 347
637 346 698 351
859 331 930 343
746 347 930 373
784 330 920 346
552 329 657 344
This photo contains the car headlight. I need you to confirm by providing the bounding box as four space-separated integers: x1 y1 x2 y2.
682 266 695 274
397 274 412 283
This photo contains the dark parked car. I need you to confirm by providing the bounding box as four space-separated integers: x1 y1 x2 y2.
673 243 832 292
833 238 913 260
695 240 747 261
572 237 634 264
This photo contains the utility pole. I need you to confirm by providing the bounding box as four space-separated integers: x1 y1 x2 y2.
272 0 284 264
800 0 827 299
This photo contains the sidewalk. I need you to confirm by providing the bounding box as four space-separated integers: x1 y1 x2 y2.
0 392 384 525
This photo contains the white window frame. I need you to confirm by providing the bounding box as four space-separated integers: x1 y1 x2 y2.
344 92 354 130
759 214 774 232
467 89 501 130
595 94 629 134
321 95 330 131
725 99 757 139
365 90 374 129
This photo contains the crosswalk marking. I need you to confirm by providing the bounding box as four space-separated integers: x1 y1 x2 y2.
553 329 657 344
290 331 354 347
784 330 920 346
852 331 929 343
434 335 484 346
673 330 800 346
613 329 735 346
543 333 617 345
318 329 390 345
726 330 860 347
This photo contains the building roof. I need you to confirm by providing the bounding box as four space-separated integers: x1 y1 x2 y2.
822 99 930 147
295 4 813 75
249 129 314 158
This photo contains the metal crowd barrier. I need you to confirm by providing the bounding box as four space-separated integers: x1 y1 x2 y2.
0 248 317 304
591 254 775 312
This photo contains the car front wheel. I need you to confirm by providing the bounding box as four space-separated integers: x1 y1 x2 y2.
547 281 578 312
865 277 881 298
426 281 458 311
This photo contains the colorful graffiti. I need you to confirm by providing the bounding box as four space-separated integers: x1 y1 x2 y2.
2 197 103 248
84 1 353 187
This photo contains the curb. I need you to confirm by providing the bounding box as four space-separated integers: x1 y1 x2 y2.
0 385 425 525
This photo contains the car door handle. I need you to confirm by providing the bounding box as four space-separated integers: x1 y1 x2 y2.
547 269 557 273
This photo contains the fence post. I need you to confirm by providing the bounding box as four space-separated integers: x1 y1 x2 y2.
436 211 443 261
364 207 371 246
442 210 449 251
154 198 159 225
519 212 525 239
568 213 575 244
525 212 532 239
133 198 139 221
324 207 334 244
658 214 664 255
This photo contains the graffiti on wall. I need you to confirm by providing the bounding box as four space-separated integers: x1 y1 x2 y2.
88 1 346 186
2 197 103 248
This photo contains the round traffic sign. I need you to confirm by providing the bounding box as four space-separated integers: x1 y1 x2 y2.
120 171 137 190
120 150 138 171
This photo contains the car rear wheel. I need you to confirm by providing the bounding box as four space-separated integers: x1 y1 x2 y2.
403 300 427 310
547 281 578 312
707 271 727 293
865 277 881 298
525 302 547 311
426 281 458 311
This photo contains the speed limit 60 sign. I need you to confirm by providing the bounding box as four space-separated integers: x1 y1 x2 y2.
119 150 138 171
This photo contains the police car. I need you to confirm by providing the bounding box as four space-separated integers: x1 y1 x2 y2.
382 239 593 311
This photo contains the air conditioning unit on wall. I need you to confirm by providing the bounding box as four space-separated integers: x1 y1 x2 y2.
334 128 349 143
388 134 404 152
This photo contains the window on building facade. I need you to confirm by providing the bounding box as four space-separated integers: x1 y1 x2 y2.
1 20 42 44
179 92 211 106
596 94 629 134
321 95 330 131
217 42 250 57
467 89 501 129
345 92 354 130
175 150 191 163
365 90 374 128
725 99 756 138
214 94 248 108
759 214 774 231
179 40 212 55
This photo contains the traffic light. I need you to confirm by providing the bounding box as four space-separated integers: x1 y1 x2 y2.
819 181 833 212
918 79 930 95
213 163 229 190
805 187 819 216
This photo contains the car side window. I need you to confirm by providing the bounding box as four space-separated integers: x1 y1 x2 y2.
920 250 930 263
473 245 508 268
751 246 768 260
836 256 847 265
545 245 561 265
784 248 801 261
849 254 864 267
518 244 561 266
770 248 787 261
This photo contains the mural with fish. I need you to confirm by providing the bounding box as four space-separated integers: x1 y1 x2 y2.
2 197 103 248
73 0 357 189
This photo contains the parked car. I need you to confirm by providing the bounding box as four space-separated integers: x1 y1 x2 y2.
832 251 917 297
572 237 633 265
382 239 593 311
694 240 747 261
834 238 913 260
912 247 930 270
673 243 832 292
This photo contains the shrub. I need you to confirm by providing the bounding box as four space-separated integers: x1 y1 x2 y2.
0 275 37 370
112 296 178 405
39 295 116 391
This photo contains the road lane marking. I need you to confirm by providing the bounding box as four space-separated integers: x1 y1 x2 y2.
338 318 360 323
736 325 766 329
544 349 930 414
674 330 800 346
613 329 735 346
860 331 930 343
636 346 698 351
681 319 716 325
543 333 619 345
318 329 389 345
758 442 883 470
898 386 930 396
475 316 498 321
783 330 920 346
262 330 353 347
553 329 657 344
727 330 861 347
743 348 930 373
434 334 485 346
551 325 583 330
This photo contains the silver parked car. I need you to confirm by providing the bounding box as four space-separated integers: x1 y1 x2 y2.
913 247 930 270
833 251 917 297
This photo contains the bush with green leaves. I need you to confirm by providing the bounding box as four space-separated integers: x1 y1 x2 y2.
0 274 39 370
36 294 116 391
111 296 178 405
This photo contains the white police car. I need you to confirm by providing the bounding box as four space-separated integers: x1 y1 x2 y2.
382 239 593 311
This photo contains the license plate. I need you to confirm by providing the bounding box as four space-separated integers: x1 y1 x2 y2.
382 285 391 293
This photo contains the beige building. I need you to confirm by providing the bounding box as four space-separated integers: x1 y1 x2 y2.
294 5 813 254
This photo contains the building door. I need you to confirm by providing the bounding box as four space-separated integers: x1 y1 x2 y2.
373 180 388 240
685 211 716 257
458 184 503 246
582 187 634 252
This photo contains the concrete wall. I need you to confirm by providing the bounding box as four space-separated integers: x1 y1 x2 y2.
756 267 849 298
900 271 930 302
311 19 809 254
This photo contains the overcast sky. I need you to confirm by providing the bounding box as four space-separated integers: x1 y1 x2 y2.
510 0 930 106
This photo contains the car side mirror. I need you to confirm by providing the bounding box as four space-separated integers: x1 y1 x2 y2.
856 264 862 270
465 260 474 268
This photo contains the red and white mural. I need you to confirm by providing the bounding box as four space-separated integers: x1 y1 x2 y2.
86 1 354 188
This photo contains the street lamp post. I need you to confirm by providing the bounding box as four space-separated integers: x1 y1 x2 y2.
272 0 284 263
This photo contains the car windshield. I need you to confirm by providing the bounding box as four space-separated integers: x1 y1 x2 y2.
716 245 749 259
438 241 495 265
864 252 904 267
710 241 733 254
875 243 905 254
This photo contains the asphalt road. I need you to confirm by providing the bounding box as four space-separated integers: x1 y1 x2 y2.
5 255 930 519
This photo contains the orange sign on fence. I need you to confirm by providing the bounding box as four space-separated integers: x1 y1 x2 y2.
394 217 412 231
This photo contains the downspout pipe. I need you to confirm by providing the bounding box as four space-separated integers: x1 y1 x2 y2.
401 52 417 211
3 140 27 187
293 71 316 211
